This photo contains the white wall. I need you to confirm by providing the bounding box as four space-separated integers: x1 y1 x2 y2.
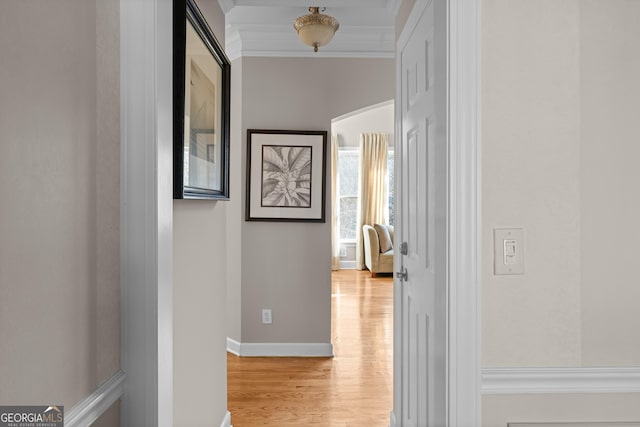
237 57 394 345
482 0 640 424
0 0 120 417
172 0 229 425
482 0 583 368
579 0 640 367
483 393 640 426
332 100 394 148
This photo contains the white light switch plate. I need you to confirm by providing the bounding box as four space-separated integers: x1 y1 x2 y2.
494 228 524 275
262 309 272 324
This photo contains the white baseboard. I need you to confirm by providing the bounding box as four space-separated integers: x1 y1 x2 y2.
220 410 232 427
482 367 640 395
339 260 356 269
226 337 241 356
227 338 334 357
65 370 125 427
389 411 397 427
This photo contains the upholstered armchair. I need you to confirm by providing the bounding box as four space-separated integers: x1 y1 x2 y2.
362 224 394 276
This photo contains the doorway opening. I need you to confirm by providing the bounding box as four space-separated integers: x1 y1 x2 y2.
330 100 395 271
329 100 396 423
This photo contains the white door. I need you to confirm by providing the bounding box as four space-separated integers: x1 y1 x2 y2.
395 0 447 425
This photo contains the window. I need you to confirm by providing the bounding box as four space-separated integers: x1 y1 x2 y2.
338 149 359 241
388 151 395 227
338 148 394 243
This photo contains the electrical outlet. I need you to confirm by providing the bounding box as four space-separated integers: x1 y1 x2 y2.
262 309 272 324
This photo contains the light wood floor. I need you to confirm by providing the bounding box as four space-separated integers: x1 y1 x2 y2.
227 269 393 426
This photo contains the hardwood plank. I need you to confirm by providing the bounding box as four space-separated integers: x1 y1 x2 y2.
228 270 393 426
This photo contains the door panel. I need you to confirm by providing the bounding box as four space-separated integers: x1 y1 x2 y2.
397 0 447 425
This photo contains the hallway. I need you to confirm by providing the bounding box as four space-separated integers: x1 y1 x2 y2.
227 270 393 426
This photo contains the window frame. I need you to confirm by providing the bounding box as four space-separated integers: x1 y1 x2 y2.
337 147 360 244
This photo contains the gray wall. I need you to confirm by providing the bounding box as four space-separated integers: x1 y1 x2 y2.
0 0 120 415
237 57 394 344
482 0 640 423
395 0 417 40
172 0 229 425
227 57 243 342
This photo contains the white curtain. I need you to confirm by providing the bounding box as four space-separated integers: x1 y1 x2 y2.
331 134 341 271
355 132 389 270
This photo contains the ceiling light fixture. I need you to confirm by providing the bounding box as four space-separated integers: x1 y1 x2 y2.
293 7 340 53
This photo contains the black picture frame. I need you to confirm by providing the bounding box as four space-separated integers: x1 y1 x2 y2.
173 0 231 200
246 129 327 222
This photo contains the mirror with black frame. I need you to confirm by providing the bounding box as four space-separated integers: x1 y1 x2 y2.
173 0 231 199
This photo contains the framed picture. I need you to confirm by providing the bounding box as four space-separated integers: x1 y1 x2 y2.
173 0 231 199
246 129 327 222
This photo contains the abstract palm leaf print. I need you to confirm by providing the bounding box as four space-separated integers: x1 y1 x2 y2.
261 145 312 207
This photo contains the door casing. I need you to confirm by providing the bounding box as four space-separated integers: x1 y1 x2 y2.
391 0 481 425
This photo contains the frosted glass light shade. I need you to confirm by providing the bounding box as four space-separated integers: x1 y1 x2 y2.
294 7 339 52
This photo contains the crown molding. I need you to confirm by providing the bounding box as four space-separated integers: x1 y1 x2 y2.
220 1 396 59
225 23 394 60
227 0 389 7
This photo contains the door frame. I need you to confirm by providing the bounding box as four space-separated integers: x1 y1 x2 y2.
120 0 480 424
391 0 481 425
120 0 174 425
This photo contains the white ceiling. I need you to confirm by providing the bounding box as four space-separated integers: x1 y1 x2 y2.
218 0 401 60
